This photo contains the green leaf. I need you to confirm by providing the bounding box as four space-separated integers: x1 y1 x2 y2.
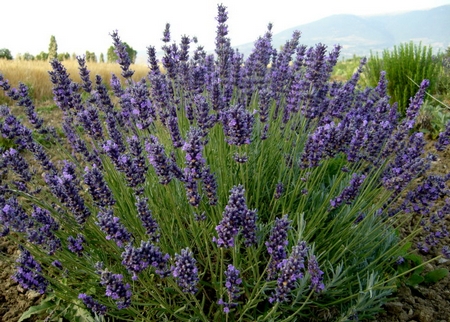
424 268 449 284
405 254 425 274
18 299 55 322
406 274 424 287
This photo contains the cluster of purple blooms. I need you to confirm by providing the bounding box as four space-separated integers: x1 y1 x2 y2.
213 185 257 248
171 248 199 294
218 264 242 313
97 264 133 309
1 2 450 319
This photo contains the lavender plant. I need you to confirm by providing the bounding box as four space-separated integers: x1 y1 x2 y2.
1 4 449 321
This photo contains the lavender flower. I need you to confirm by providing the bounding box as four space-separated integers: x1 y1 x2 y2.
201 166 218 205
78 294 107 316
2 148 32 182
241 209 258 247
52 260 63 270
145 136 173 185
136 197 160 242
15 83 44 130
103 140 122 169
168 115 184 148
94 75 115 114
274 182 284 200
48 59 82 112
193 94 217 132
110 30 134 79
129 79 155 130
77 55 92 93
44 162 91 225
172 248 199 294
98 268 132 309
218 264 242 313
0 73 11 91
12 247 48 294
330 173 366 208
77 105 104 140
96 208 132 247
213 185 247 248
266 215 291 280
1 197 30 235
435 120 450 151
67 234 85 257
442 246 450 259
84 165 116 207
308 255 325 293
404 79 430 129
269 241 308 303
184 174 201 207
27 206 61 255
220 104 254 146
121 241 170 280
183 127 206 179
233 153 248 163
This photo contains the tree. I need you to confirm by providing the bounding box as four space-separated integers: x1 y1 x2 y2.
57 52 70 61
107 42 137 63
0 48 13 60
48 35 58 61
99 53 105 63
85 51 97 63
22 52 35 61
36 51 49 61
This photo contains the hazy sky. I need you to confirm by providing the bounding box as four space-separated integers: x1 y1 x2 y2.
2 0 450 60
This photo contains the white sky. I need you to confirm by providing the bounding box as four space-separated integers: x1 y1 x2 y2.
2 0 450 60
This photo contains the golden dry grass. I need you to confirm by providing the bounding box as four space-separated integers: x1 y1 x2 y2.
0 59 149 103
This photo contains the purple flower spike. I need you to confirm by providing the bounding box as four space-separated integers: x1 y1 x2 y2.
79 294 107 316
269 241 308 303
136 197 160 242
183 127 206 180
274 182 284 200
213 185 247 248
266 215 291 280
67 234 85 257
435 120 450 151
145 136 173 185
242 209 258 247
201 166 218 206
98 268 132 309
121 241 170 280
2 148 32 182
218 264 242 313
220 104 254 146
110 30 134 79
96 208 132 248
12 247 48 294
84 165 116 208
308 255 325 293
172 248 199 294
330 173 366 208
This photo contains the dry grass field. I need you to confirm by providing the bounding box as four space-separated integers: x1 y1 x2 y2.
0 59 149 103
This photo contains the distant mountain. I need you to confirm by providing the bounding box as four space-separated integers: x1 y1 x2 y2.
236 5 450 59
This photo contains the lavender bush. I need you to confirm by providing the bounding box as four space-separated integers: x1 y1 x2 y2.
1 4 449 321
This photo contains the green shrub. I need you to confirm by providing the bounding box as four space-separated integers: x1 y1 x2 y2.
365 42 440 116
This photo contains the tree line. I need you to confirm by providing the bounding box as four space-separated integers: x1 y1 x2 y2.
0 35 137 63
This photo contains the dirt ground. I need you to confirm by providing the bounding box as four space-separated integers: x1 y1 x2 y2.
0 142 449 322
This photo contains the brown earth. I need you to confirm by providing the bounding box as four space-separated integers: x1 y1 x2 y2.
0 141 449 322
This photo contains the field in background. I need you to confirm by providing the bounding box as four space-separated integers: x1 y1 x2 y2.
0 59 149 104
